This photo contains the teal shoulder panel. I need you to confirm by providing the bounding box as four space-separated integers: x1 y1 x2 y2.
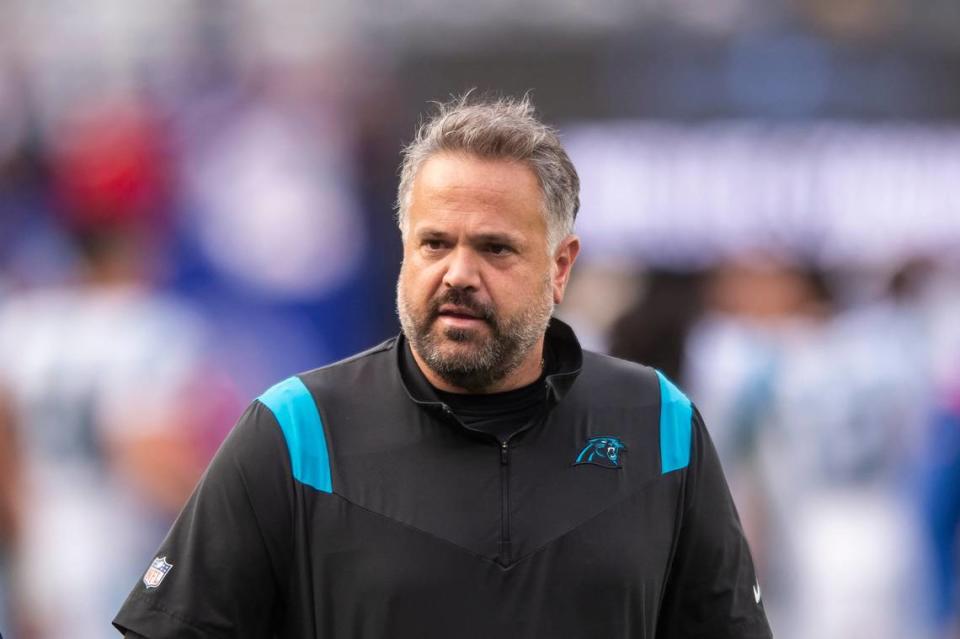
258 376 332 493
656 370 692 474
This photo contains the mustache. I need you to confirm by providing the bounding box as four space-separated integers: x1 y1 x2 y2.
428 289 496 324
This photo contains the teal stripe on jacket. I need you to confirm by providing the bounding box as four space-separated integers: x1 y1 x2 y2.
656 370 692 474
258 376 332 493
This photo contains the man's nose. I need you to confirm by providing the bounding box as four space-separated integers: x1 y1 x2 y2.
442 246 481 291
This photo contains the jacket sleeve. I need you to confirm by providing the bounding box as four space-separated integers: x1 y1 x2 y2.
113 400 295 638
656 408 774 639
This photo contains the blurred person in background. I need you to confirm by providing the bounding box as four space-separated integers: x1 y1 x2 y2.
0 389 22 636
684 253 937 639
608 269 706 384
0 97 232 639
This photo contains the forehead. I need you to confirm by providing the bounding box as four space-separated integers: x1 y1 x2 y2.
407 152 546 236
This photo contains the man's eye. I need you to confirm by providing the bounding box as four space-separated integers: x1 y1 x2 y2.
423 239 446 251
486 244 512 255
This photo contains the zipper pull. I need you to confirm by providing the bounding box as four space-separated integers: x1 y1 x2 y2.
500 440 509 465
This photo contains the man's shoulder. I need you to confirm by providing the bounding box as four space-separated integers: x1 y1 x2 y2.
307 337 398 375
580 348 655 378
576 349 665 405
249 337 404 477
259 336 401 406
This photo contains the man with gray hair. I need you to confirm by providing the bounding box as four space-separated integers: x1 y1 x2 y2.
114 94 773 638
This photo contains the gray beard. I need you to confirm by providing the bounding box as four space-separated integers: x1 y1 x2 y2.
396 275 554 392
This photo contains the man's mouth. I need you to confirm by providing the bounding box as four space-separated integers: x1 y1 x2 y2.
435 304 488 327
438 305 482 319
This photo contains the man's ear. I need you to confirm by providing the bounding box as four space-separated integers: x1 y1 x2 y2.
552 235 580 305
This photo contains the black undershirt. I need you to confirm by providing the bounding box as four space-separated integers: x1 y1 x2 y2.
401 341 552 443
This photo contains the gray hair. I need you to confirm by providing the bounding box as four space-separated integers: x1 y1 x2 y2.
396 93 580 251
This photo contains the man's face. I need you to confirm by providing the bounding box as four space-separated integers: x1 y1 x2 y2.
397 152 576 392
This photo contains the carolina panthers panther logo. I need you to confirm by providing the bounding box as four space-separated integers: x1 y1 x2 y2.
574 436 626 468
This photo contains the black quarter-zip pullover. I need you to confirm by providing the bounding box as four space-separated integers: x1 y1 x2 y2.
114 319 773 639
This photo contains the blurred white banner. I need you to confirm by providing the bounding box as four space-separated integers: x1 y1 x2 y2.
565 121 960 267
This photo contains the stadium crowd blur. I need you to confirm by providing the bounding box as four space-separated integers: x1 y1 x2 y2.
1 1 959 638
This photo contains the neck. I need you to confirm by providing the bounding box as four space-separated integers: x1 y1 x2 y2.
410 337 546 394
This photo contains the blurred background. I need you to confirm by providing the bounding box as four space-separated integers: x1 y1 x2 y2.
0 0 959 637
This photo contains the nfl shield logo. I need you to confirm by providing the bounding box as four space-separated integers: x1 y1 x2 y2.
143 556 173 589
